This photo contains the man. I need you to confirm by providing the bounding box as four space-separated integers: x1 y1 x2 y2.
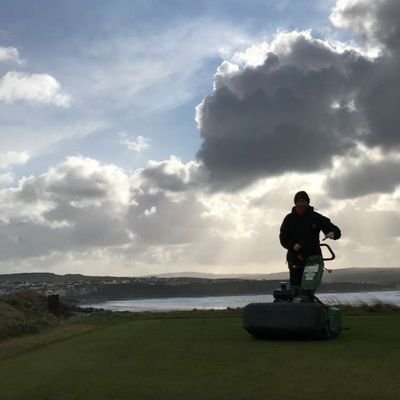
279 191 341 288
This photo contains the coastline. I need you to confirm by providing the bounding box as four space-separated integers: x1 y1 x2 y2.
82 290 400 312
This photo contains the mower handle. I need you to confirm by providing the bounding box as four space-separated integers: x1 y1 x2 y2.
320 243 335 261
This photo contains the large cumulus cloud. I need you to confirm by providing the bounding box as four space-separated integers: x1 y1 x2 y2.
196 0 400 196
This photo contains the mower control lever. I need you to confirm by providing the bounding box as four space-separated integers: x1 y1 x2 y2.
320 243 335 261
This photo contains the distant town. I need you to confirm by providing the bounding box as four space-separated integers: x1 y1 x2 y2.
0 274 192 302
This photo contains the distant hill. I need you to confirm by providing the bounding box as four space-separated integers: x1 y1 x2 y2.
155 268 400 284
318 268 400 284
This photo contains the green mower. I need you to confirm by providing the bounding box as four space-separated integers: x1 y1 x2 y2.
243 244 341 339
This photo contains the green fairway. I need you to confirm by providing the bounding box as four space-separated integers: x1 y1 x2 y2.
0 311 399 400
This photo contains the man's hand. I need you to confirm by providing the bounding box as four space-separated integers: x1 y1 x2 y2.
323 231 335 240
293 243 302 251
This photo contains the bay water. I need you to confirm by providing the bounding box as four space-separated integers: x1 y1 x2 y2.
85 291 400 312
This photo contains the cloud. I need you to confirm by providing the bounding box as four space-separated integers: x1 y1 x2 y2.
326 149 400 199
0 151 30 169
0 71 71 107
195 1 400 194
0 157 132 259
196 31 362 190
0 46 21 63
15 156 131 207
331 0 400 52
140 156 207 192
119 134 150 153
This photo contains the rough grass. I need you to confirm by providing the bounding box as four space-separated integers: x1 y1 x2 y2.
0 309 399 400
0 291 59 340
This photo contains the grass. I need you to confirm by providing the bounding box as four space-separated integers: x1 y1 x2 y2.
0 309 399 400
0 291 59 340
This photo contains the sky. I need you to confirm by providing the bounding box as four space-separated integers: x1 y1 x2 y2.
0 0 400 276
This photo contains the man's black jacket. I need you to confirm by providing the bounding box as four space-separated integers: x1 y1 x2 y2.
279 206 341 265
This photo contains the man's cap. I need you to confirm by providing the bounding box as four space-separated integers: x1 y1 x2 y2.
294 191 310 204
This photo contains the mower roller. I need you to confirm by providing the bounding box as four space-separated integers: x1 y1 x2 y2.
243 244 341 339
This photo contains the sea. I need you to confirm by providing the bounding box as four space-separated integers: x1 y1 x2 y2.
84 291 400 312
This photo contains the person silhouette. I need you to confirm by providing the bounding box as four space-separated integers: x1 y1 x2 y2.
279 191 341 288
